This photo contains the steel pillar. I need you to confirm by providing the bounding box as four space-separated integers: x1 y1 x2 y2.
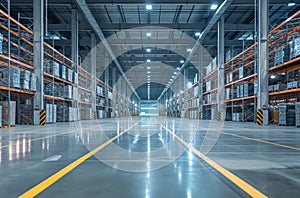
217 16 225 121
91 33 97 113
257 0 269 125
33 0 44 111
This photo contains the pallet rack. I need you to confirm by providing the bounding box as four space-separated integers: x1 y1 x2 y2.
0 7 133 125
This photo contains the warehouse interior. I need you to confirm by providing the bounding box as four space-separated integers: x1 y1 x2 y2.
0 0 300 197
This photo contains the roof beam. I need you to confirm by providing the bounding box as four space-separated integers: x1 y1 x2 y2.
75 0 141 100
48 23 254 32
53 39 251 46
10 0 298 6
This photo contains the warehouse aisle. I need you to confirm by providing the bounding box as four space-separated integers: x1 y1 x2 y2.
0 117 299 197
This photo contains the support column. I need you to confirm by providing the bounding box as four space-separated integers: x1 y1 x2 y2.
71 8 79 120
112 67 116 117
198 49 203 119
91 33 96 115
104 54 110 118
33 0 44 124
217 16 225 121
258 0 269 125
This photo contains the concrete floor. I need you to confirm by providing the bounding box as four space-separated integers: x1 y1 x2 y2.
0 117 299 198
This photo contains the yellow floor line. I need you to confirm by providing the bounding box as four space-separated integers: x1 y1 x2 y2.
18 121 141 198
221 131 300 151
173 121 300 151
162 125 268 198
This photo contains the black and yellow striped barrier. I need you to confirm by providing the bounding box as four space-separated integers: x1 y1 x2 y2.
40 110 46 126
217 111 221 121
256 109 263 125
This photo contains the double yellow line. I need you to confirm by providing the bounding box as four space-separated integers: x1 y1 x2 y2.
19 120 141 198
162 125 268 198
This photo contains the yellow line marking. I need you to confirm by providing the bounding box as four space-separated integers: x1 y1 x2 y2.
0 125 102 150
18 120 141 198
162 125 268 198
174 120 300 146
222 131 300 151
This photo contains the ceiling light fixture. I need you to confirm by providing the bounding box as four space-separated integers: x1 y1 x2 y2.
146 48 151 53
147 59 151 63
180 60 184 64
146 32 152 37
195 32 201 37
270 75 276 79
146 4 152 10
187 48 192 52
288 1 296 6
177 67 181 70
147 71 151 74
210 4 218 10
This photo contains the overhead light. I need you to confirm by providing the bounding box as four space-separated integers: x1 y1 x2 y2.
281 73 286 75
288 1 296 6
180 60 184 64
147 71 151 74
174 72 177 74
146 48 151 53
177 67 181 70
187 48 192 52
188 82 193 88
270 75 276 79
147 59 151 63
147 67 150 69
148 75 150 77
172 75 175 78
146 32 152 37
210 4 218 10
146 4 152 10
195 32 201 37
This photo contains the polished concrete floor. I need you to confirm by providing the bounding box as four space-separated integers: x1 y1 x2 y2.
0 117 299 197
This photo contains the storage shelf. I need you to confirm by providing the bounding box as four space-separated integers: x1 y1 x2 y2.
0 86 35 95
79 101 92 105
269 88 300 96
78 86 92 93
225 95 256 103
225 73 257 87
203 88 218 95
44 72 75 86
96 94 105 98
203 69 217 82
45 95 73 102
203 102 217 106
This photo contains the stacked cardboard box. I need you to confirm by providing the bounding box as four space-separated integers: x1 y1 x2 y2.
0 101 16 126
67 68 73 82
3 68 21 88
290 37 300 59
53 61 60 76
60 65 66 79
296 103 300 127
21 70 31 90
30 73 37 91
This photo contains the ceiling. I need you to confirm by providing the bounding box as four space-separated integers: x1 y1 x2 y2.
8 0 300 100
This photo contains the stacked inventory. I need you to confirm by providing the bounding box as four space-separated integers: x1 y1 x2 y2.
290 37 300 59
21 70 31 90
279 104 295 126
0 101 16 126
2 68 21 88
46 103 57 123
296 103 300 127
